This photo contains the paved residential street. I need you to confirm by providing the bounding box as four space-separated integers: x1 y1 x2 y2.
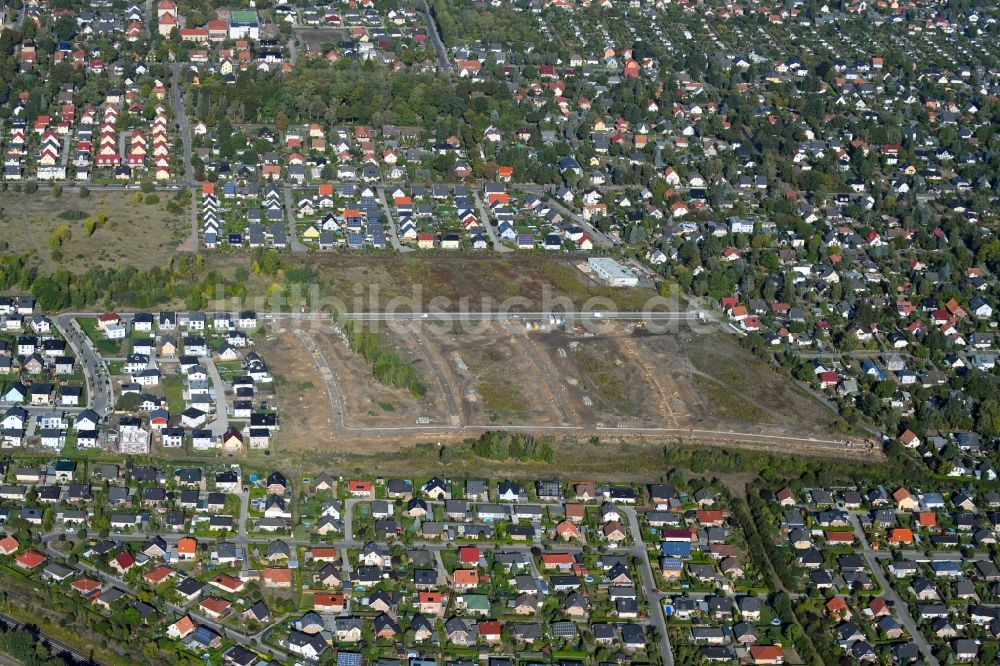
53 314 113 415
376 186 411 252
544 196 614 248
420 0 451 72
168 65 194 187
621 507 674 666
282 185 308 252
204 357 230 437
849 515 939 666
472 189 512 253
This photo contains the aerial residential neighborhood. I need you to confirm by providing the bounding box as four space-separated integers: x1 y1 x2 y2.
0 467 690 665
0 0 999 663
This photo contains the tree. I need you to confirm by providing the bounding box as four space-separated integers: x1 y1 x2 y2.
627 224 648 244
54 14 77 41
275 111 289 132
976 399 1000 439
48 225 71 252
115 393 143 411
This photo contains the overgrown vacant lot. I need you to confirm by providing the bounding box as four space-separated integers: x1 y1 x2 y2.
466 346 533 421
573 343 636 414
294 27 351 53
0 189 188 273
218 254 661 312
531 328 665 425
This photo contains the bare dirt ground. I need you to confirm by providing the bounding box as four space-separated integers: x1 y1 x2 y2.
401 321 681 429
216 320 875 482
539 327 666 427
334 322 454 425
256 328 338 451
259 319 847 466
631 328 837 437
257 323 451 454
412 322 570 427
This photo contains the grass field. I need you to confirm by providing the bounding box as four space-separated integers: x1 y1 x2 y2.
0 223 660 316
266 436 678 482
464 346 531 421
215 360 244 380
0 189 189 273
478 375 530 420
681 331 836 432
163 375 185 415
693 375 766 423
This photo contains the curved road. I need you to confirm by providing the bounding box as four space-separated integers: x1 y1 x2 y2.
54 314 113 415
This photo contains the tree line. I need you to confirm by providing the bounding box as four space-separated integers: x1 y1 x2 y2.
0 624 73 666
469 431 554 462
343 321 427 398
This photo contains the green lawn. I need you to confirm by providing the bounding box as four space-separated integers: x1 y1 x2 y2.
163 375 184 415
76 316 100 340
76 317 125 355
215 360 243 380
96 339 122 356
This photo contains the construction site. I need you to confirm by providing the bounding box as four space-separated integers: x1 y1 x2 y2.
257 316 866 462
